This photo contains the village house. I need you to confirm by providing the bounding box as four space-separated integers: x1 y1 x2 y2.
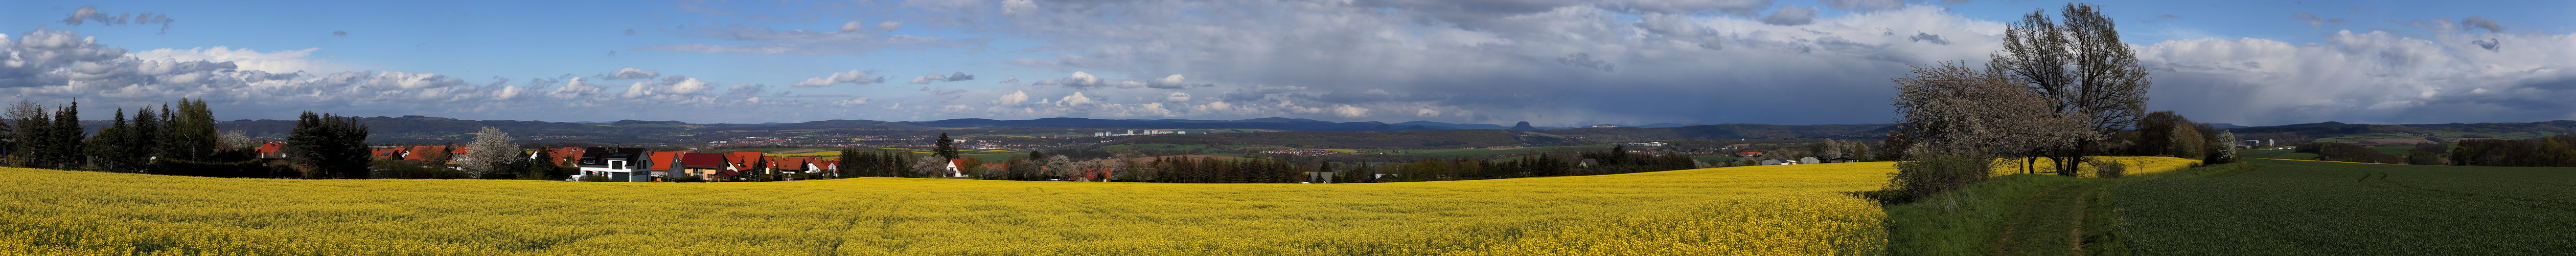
679 153 730 179
253 142 287 160
724 152 767 176
401 145 448 163
576 147 652 182
942 159 975 177
647 152 682 181
371 148 405 160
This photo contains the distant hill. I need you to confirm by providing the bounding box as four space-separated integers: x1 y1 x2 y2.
180 114 2576 146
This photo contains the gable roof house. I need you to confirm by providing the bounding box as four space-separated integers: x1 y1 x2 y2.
725 152 768 175
769 157 800 174
371 148 406 160
577 147 653 182
402 145 449 163
944 159 975 177
541 147 584 166
679 153 729 179
648 152 682 181
1074 168 1115 182
254 142 287 159
814 160 839 177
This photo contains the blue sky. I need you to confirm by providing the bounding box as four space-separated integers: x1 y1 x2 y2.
4 0 2569 126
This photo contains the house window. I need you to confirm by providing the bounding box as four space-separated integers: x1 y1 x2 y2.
610 161 625 169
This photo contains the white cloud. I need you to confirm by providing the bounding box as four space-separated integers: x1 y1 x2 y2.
1163 92 1191 102
1001 77 1019 83
1001 0 1038 16
994 90 1029 105
910 73 945 84
129 47 330 74
792 70 885 87
878 22 902 32
841 20 865 32
601 67 661 79
1042 71 1108 89
1059 92 1096 106
1330 104 1369 118
832 98 872 106
1144 74 1204 89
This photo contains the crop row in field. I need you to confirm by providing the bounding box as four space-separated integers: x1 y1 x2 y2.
0 162 1898 255
2117 159 2576 254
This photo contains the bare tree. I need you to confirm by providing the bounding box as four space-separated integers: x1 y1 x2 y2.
1892 61 2074 157
461 126 515 179
1044 155 1078 180
219 130 254 151
911 155 949 178
1990 3 2152 175
1818 139 1846 159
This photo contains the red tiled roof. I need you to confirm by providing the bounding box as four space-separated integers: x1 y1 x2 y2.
546 147 583 165
681 153 727 168
404 146 448 161
649 152 681 171
371 148 404 160
725 152 764 169
254 142 285 157
771 157 801 170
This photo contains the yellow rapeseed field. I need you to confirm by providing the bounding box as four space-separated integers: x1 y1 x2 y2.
1987 156 2200 177
0 163 1896 255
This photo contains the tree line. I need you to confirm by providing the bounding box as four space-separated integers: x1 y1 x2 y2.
1 98 400 179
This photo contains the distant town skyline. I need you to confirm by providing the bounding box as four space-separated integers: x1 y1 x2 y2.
3 0 2569 126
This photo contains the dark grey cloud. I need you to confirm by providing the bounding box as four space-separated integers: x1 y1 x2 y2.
1821 0 1904 11
332 30 348 36
945 72 974 81
61 6 176 34
1761 6 1817 26
2137 32 2576 125
2458 16 2504 32
1907 32 1950 45
1556 53 1615 72
2471 38 2500 52
2402 16 2504 33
